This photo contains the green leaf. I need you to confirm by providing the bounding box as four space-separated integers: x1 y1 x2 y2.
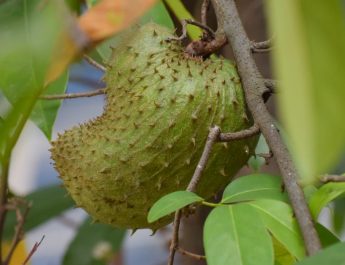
30 71 69 139
148 191 203 223
222 174 287 203
64 0 82 14
164 0 202 40
248 134 270 172
140 1 174 29
88 0 174 62
272 236 296 265
4 185 74 240
63 218 126 265
204 204 274 265
249 200 305 260
333 198 345 234
315 223 339 248
295 242 345 265
309 182 345 219
0 0 71 163
265 1 345 184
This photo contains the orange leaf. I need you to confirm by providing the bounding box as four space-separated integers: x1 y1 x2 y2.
79 0 157 43
46 0 157 84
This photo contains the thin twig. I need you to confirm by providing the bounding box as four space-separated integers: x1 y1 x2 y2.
40 88 105 100
22 235 45 265
168 126 221 265
218 124 260 142
320 175 345 183
211 0 321 255
167 210 182 265
167 19 215 42
176 246 206 260
167 20 188 42
201 0 210 25
187 126 221 192
186 19 215 38
4 199 31 265
83 55 106 72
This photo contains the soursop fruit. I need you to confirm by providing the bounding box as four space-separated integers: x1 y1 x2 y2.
51 23 258 229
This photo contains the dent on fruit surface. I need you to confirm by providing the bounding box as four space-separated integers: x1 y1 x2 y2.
51 23 258 229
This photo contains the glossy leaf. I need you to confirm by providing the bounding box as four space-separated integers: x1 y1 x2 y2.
222 174 287 203
204 204 274 265
4 185 74 240
308 182 345 219
295 242 345 265
148 191 203 223
63 218 126 265
249 200 305 260
266 1 345 184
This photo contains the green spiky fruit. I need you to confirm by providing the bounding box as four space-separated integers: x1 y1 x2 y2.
51 23 258 230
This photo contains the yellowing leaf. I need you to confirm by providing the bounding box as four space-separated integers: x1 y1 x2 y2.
47 0 157 83
2 240 28 265
79 0 157 43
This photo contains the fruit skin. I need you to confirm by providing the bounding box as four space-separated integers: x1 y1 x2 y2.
51 23 258 229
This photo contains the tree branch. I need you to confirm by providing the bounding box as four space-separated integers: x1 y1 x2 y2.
321 175 345 183
201 0 210 25
168 126 221 265
218 124 260 142
176 246 206 260
40 88 105 100
83 55 106 72
22 235 45 265
3 199 31 265
167 123 261 264
211 0 321 255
